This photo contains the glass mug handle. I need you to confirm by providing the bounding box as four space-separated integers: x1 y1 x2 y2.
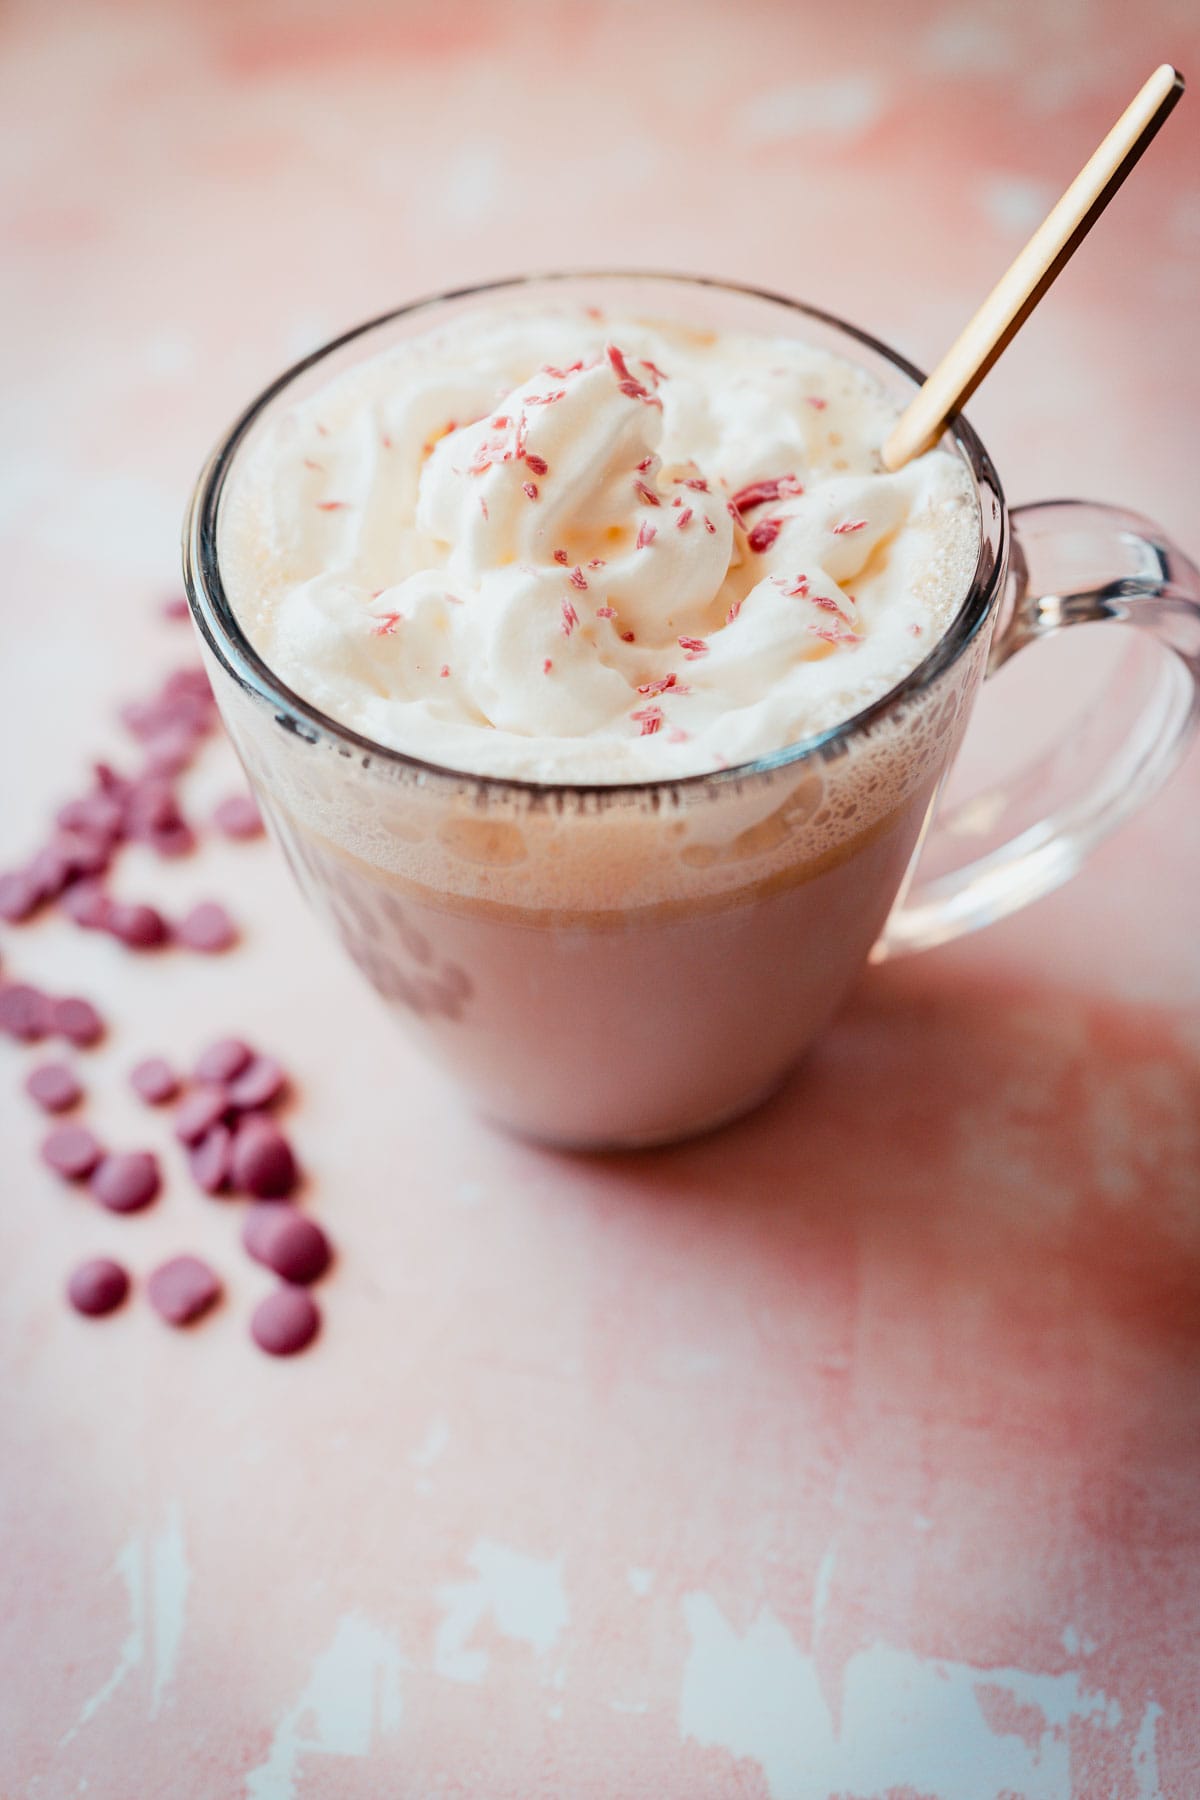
877 500 1200 958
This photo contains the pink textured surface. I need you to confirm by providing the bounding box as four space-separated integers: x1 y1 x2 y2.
2 2 1199 1795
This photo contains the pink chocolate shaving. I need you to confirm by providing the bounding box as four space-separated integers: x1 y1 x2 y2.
748 516 782 554
631 705 664 736
730 475 803 515
636 521 657 549
595 605 617 619
606 344 663 409
568 567 588 591
832 519 867 535
678 636 709 659
561 600 579 636
676 508 693 530
523 482 538 500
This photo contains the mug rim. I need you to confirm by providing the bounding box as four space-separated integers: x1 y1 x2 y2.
183 269 1008 802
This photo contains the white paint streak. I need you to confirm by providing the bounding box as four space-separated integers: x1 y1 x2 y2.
1133 1700 1164 1800
658 1347 726 1378
810 1542 837 1648
244 1614 404 1800
150 1503 190 1717
434 1540 568 1684
61 1509 190 1744
442 143 501 228
680 1592 1150 1800
62 1539 145 1744
980 175 1056 234
410 1419 450 1469
141 330 196 379
735 76 883 146
922 15 1014 73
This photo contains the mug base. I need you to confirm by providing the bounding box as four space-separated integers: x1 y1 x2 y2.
477 1066 793 1155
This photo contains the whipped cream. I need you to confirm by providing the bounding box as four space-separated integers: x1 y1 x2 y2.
221 307 979 781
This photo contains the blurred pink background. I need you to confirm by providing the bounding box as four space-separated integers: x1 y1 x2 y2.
1 2 1198 1795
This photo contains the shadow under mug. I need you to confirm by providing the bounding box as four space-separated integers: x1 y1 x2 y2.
183 274 1200 1149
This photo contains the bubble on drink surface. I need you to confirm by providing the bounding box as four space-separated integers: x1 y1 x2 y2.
437 817 528 868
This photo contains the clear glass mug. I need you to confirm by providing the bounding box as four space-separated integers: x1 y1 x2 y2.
183 274 1200 1149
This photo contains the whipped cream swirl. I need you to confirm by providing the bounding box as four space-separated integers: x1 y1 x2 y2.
221 309 978 780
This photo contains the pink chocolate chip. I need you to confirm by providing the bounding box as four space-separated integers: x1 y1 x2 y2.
27 845 73 902
123 777 182 837
61 880 112 930
212 794 263 840
0 872 42 923
54 831 112 879
177 901 237 953
242 1205 331 1284
149 822 197 859
141 730 196 780
42 1124 104 1180
64 792 125 842
193 1037 253 1085
0 983 52 1041
51 995 105 1048
130 1056 180 1104
251 1287 320 1357
107 902 169 949
67 1258 130 1318
147 1255 221 1326
25 1062 83 1114
91 1151 161 1214
174 1085 230 1145
230 1119 297 1198
227 1056 287 1111
189 1123 233 1195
